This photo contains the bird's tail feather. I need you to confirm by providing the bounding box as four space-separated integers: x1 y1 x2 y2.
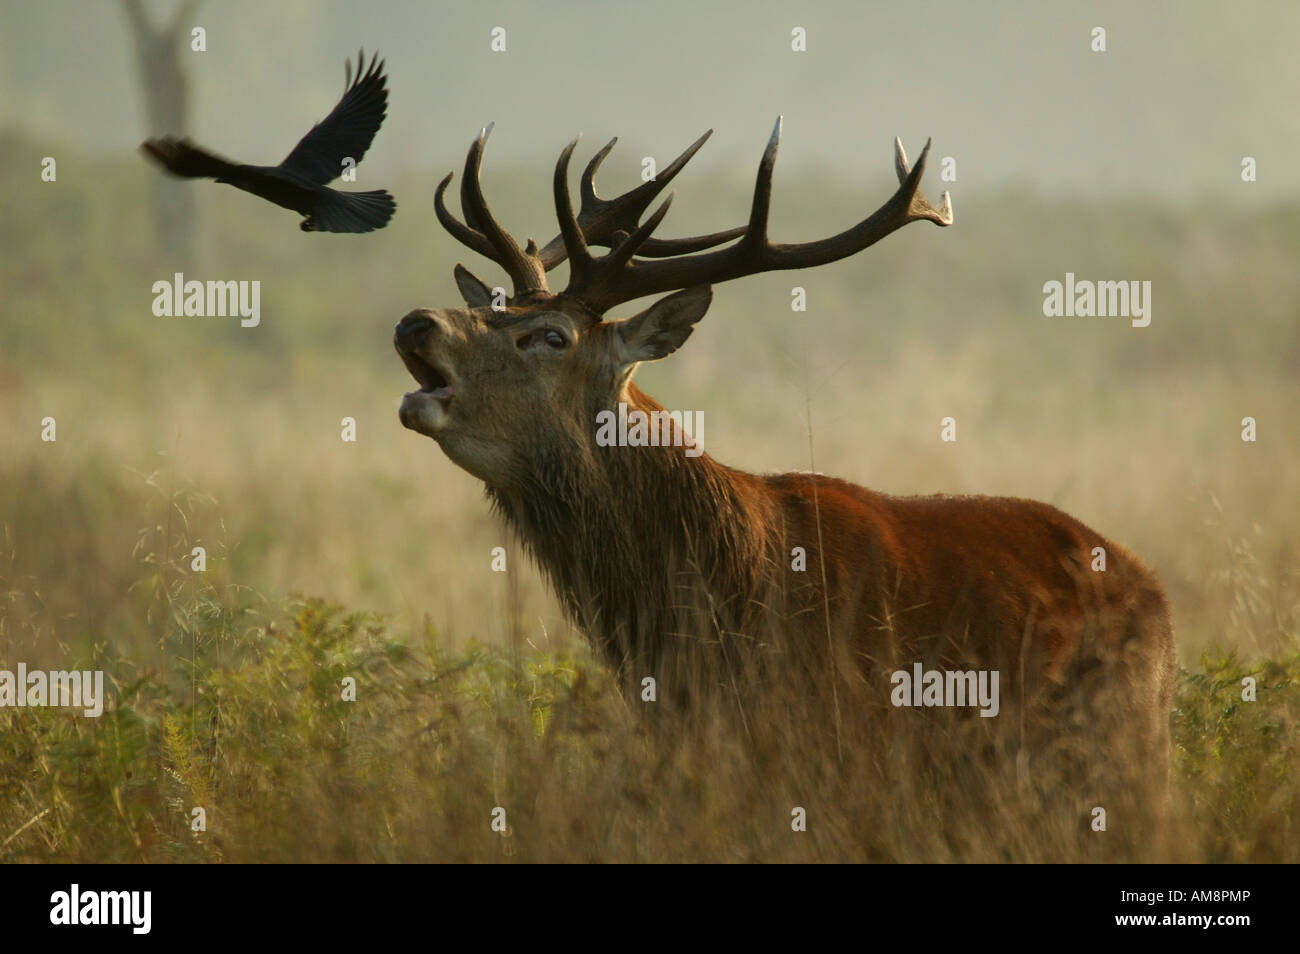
302 189 396 233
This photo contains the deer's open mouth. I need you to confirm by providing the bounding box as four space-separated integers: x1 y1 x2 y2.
398 348 456 403
397 342 458 437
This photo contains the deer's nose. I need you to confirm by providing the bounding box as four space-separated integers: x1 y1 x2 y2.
395 312 435 348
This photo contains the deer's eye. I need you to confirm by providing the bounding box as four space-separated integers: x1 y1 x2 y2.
517 328 568 351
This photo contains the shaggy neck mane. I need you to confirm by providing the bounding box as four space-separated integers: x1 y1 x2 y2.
486 383 778 677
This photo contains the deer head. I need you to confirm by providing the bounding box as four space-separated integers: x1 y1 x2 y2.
395 119 952 489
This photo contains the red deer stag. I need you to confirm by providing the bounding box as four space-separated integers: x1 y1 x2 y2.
395 120 1174 798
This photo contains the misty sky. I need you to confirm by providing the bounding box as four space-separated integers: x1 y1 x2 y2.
2 0 1297 202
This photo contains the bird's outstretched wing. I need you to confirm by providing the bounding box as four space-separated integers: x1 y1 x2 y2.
280 48 388 185
141 137 240 179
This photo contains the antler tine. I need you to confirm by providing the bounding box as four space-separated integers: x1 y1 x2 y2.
554 136 595 289
537 130 746 269
740 115 782 256
434 172 496 260
894 137 954 225
579 137 618 207
636 130 749 257
450 124 549 296
562 118 954 314
604 193 676 272
458 123 493 235
636 230 748 257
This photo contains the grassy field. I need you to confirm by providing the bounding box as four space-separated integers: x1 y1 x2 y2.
1 126 1297 861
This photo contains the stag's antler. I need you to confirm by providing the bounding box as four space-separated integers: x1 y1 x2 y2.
437 119 953 310
554 117 953 313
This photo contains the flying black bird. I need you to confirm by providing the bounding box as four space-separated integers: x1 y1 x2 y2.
141 49 396 233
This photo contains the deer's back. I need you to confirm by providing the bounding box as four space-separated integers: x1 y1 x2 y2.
761 472 1174 704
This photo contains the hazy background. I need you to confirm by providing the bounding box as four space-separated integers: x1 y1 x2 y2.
5 0 1300 201
1 0 1297 667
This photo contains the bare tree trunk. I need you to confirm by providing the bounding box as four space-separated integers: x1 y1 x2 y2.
122 0 200 260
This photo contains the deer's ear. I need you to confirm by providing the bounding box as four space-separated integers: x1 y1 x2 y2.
616 285 713 365
454 264 494 308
